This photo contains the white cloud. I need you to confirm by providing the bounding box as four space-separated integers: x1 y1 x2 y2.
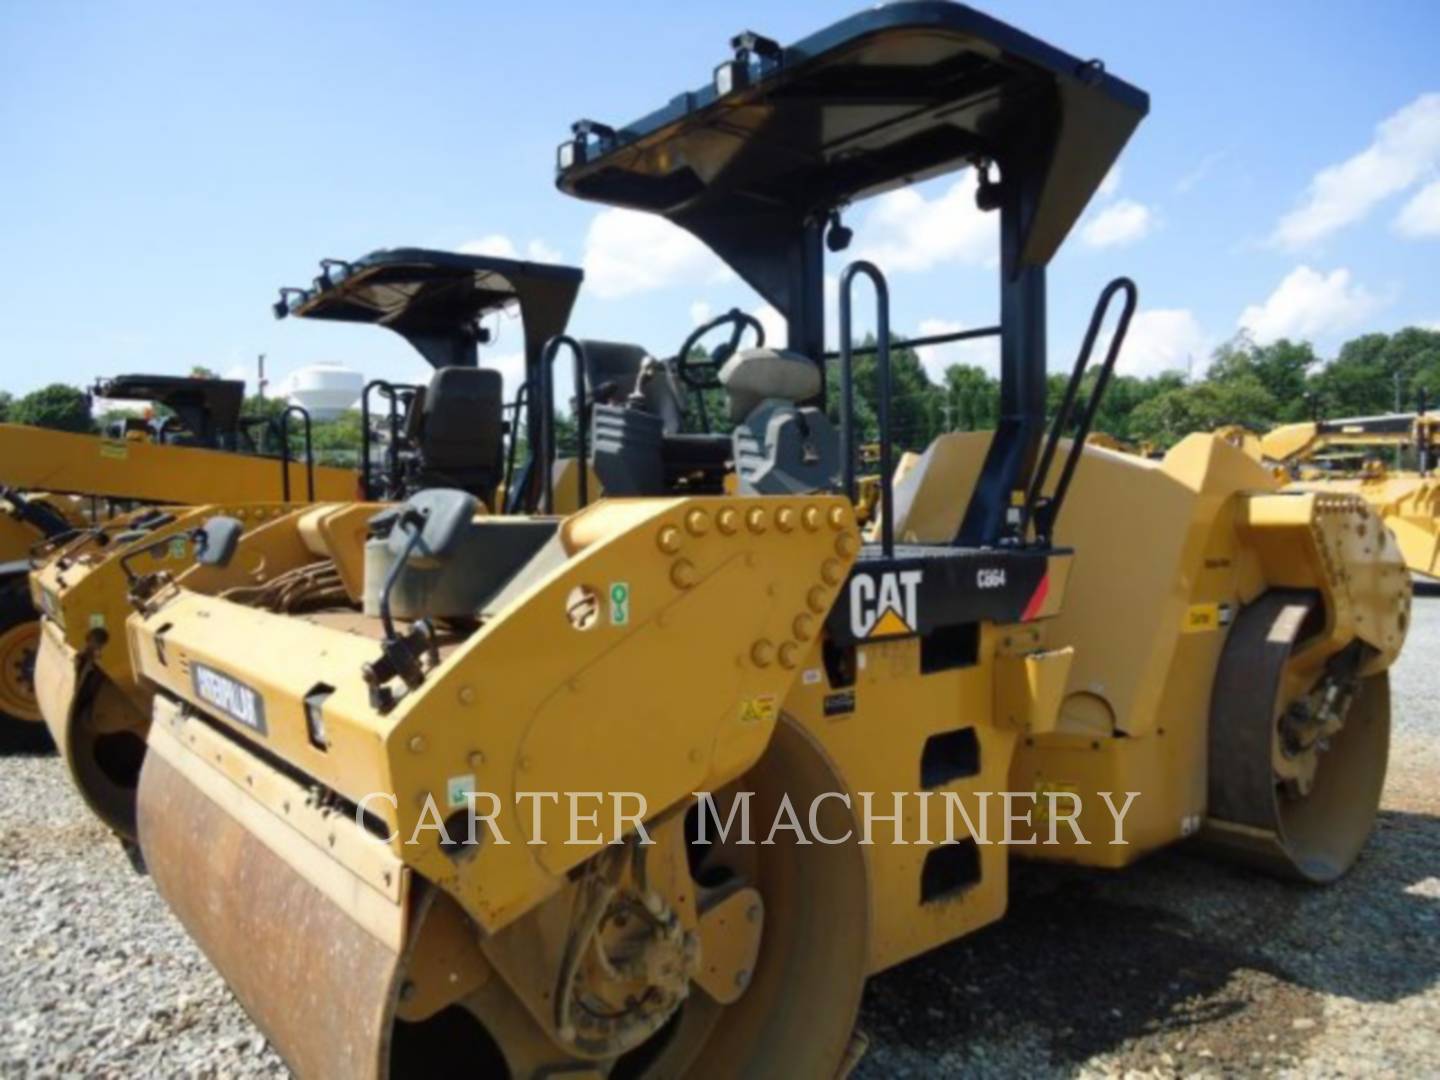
1271 93 1440 249
1175 150 1226 195
1097 164 1122 199
913 317 1000 379
581 209 730 299
854 172 995 273
459 234 564 263
751 275 842 357
481 351 526 398
526 239 564 263
689 300 713 326
1395 178 1440 237
750 303 787 350
1079 198 1154 249
1238 266 1378 344
1111 309 1211 377
461 234 519 258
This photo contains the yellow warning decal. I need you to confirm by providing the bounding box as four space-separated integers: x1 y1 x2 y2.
1031 779 1081 827
738 694 778 725
1182 602 1220 633
99 442 129 461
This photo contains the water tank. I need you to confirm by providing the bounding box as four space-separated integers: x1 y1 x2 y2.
279 364 364 420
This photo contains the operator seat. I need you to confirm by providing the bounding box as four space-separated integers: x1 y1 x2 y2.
404 366 505 501
722 348 841 495
582 340 686 432
586 341 723 496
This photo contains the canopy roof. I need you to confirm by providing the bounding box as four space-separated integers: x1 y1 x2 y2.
275 248 584 370
556 1 1148 289
91 374 245 440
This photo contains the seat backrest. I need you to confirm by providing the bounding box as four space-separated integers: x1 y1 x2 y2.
581 340 686 434
718 348 822 424
412 366 505 499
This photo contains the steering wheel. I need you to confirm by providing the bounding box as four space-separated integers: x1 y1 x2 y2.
674 308 766 391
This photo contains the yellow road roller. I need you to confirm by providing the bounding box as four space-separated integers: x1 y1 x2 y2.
32 247 584 828
120 5 1408 1076
1262 411 1440 580
0 491 88 738
0 374 356 744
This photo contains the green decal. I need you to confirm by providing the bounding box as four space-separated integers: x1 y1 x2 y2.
609 581 630 626
446 774 476 809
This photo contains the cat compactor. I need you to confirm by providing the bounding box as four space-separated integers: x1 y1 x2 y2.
1261 410 1440 580
0 374 355 743
33 247 583 833
124 5 1407 1077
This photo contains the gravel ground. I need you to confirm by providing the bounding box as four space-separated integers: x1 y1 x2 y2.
2 598 1437 1078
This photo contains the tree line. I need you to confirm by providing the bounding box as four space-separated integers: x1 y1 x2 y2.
831 325 1440 452
6 326 1438 460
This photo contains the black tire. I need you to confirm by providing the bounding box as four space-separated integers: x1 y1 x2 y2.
0 576 53 754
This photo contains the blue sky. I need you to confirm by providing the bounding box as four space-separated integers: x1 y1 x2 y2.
2 0 1438 405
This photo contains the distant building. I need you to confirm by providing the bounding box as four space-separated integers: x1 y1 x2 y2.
273 363 364 420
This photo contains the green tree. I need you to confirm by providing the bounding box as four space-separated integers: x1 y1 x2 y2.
190 365 222 380
12 384 94 433
1208 335 1317 422
944 365 999 431
1308 328 1440 416
1129 374 1276 448
0 391 13 423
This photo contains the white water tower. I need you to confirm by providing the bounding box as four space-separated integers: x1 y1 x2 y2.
277 363 364 420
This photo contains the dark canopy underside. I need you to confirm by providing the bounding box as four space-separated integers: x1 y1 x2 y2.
557 1 1148 310
275 248 583 371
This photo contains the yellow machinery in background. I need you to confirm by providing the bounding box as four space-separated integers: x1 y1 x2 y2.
31 247 584 827
0 375 356 743
0 491 87 737
1261 412 1440 581
110 7 1408 1077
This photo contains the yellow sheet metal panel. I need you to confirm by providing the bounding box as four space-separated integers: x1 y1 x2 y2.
0 422 356 503
382 495 858 932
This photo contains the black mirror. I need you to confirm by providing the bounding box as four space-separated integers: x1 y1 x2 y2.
384 489 477 563
194 516 244 568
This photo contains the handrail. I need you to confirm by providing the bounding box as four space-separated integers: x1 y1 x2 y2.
539 335 591 512
1023 276 1137 543
359 380 420 499
502 384 530 514
838 260 895 557
823 323 999 360
278 404 315 503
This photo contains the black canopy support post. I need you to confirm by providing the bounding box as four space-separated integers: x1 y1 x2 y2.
540 335 591 510
789 219 827 401
839 260 894 557
956 165 1048 548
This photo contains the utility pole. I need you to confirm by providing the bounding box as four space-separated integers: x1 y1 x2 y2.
258 354 268 401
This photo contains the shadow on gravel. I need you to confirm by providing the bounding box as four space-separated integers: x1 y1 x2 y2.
0 725 55 756
857 808 1440 1073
